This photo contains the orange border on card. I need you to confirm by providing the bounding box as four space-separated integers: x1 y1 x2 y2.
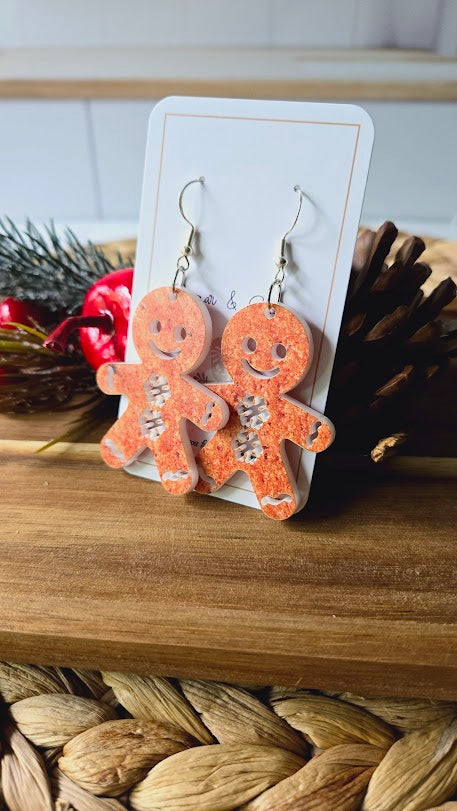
142 111 361 494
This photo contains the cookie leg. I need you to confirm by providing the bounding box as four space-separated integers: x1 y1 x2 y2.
249 447 298 520
195 437 236 494
100 409 144 468
153 421 197 496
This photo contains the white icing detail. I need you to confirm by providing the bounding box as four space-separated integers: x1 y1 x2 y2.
201 400 215 428
236 394 270 430
231 429 263 465
198 466 217 488
106 364 116 392
144 373 171 407
260 494 293 506
242 358 280 378
104 438 125 462
139 408 165 440
162 469 190 481
306 420 322 448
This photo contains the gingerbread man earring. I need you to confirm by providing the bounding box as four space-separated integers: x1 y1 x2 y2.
195 185 335 519
97 177 229 495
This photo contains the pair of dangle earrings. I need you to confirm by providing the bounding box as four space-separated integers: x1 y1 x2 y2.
97 178 335 520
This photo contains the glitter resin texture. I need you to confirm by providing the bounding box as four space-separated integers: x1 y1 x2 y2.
97 286 229 495
196 302 335 519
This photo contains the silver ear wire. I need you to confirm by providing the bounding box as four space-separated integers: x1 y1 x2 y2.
278 184 303 270
173 176 205 293
267 185 303 312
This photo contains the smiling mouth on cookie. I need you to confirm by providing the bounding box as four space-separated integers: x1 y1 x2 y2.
149 340 181 360
241 358 280 378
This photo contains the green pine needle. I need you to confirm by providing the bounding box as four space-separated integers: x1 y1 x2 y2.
0 218 117 314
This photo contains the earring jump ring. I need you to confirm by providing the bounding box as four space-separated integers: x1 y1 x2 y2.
267 278 282 313
172 257 189 294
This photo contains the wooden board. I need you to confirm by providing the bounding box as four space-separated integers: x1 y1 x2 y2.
1 415 457 699
4 77 457 101
1 47 457 100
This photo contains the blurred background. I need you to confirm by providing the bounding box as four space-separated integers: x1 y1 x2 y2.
0 0 456 240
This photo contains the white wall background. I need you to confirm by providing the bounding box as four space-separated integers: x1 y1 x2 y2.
1 0 456 52
0 0 456 229
1 99 456 229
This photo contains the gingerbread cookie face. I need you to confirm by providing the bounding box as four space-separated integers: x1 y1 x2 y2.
221 302 313 395
97 286 228 496
132 286 211 375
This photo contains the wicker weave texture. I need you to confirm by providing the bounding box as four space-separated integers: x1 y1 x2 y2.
1 664 457 810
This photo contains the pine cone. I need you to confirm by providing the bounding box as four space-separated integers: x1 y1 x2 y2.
326 222 457 462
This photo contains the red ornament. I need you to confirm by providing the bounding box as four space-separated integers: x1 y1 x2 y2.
44 268 133 370
0 297 44 330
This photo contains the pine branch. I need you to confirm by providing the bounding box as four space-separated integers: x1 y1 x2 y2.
0 322 96 413
0 219 118 314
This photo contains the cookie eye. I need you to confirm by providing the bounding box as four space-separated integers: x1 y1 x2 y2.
272 342 287 361
242 337 256 354
174 325 187 342
149 319 161 334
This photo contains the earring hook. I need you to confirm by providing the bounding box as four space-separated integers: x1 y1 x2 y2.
278 184 303 270
267 184 303 312
173 176 205 293
179 176 205 257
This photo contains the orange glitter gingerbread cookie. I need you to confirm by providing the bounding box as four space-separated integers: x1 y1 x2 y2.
97 286 229 495
195 301 335 519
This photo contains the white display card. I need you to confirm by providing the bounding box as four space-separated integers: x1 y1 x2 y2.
123 95 374 511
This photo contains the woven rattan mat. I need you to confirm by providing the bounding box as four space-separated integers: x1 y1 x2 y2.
1 664 457 809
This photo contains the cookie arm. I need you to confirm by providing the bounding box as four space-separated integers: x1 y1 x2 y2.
183 379 230 432
96 361 141 396
281 396 335 453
